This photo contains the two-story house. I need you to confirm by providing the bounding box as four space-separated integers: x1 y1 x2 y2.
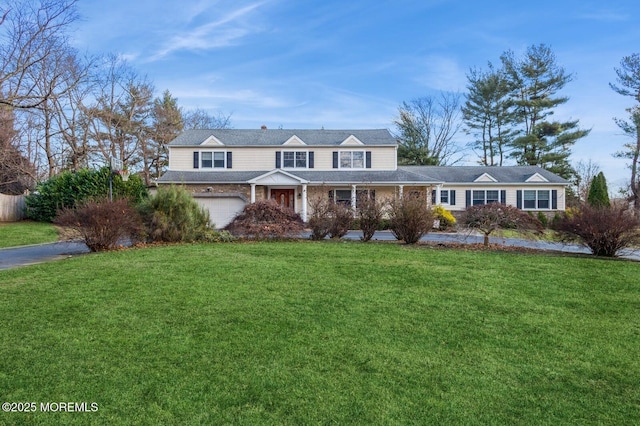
157 128 569 228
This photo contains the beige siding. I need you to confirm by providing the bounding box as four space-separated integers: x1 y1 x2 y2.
439 185 566 211
169 146 397 171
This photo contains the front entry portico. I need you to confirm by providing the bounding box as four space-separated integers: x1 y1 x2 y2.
271 188 295 210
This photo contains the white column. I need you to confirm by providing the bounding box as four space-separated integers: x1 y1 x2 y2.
398 185 404 199
250 184 256 203
351 185 357 211
301 184 308 222
435 184 442 206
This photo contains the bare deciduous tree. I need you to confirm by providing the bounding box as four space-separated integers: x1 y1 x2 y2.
394 93 463 166
0 0 79 109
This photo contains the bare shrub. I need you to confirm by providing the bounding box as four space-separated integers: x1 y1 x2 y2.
328 202 353 239
388 193 433 244
553 205 640 257
225 200 304 239
308 196 332 240
462 203 543 247
54 198 143 252
358 194 385 241
307 195 353 240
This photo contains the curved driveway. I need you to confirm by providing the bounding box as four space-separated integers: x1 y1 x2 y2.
1 232 638 270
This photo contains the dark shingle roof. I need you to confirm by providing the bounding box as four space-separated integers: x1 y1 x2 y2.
158 169 439 185
169 129 396 146
400 166 569 184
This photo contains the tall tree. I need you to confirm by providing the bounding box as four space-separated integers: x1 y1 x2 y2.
463 64 515 166
610 53 640 213
0 106 35 193
501 44 589 179
573 159 600 203
182 108 232 130
394 93 462 166
0 0 79 109
148 90 183 182
587 171 611 208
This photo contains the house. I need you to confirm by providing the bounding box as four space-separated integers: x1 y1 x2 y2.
157 128 569 228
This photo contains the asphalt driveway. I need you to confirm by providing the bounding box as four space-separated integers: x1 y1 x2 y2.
1 232 638 270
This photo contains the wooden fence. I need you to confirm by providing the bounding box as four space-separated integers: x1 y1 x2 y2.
0 193 26 221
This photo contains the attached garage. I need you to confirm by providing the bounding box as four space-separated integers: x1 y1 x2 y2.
193 194 247 229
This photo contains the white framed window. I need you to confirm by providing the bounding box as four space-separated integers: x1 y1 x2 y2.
283 151 308 168
339 151 365 169
523 190 550 209
472 190 501 205
440 190 449 204
200 151 226 169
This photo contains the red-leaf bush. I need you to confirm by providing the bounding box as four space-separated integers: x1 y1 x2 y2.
54 198 143 252
224 200 304 239
462 203 543 247
553 204 640 257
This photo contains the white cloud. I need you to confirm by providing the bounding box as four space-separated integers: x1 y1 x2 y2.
415 55 467 92
149 2 268 61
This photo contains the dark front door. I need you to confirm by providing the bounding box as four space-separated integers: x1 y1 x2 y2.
271 189 295 210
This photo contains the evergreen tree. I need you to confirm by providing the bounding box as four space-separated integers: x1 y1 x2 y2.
500 44 590 179
463 64 515 166
587 172 611 208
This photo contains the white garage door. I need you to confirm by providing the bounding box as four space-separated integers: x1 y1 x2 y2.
193 196 246 229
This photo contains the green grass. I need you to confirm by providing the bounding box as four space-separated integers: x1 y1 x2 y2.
1 241 639 425
0 221 60 248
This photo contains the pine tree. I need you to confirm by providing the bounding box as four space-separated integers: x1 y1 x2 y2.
500 44 590 179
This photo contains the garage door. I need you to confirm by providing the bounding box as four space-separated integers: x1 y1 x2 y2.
193 196 247 229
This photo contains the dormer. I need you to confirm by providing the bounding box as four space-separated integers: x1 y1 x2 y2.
525 172 549 183
283 135 306 146
474 172 498 183
340 135 365 146
201 135 225 146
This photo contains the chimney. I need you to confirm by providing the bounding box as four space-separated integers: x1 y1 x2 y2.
261 125 267 130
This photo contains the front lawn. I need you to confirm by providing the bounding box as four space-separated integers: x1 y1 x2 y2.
0 221 59 248
0 241 638 424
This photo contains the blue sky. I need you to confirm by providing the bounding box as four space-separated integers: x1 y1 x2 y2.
73 0 639 190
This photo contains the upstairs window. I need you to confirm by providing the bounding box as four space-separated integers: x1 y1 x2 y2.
283 151 308 168
197 151 229 169
339 151 365 169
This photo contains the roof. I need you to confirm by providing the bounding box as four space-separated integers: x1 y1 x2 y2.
400 166 569 184
158 169 440 185
168 129 397 147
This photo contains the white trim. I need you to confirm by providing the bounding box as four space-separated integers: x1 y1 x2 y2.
474 172 498 183
282 150 310 169
525 172 549 183
283 135 306 146
248 169 309 185
340 135 365 145
338 150 365 169
199 150 227 169
201 135 225 146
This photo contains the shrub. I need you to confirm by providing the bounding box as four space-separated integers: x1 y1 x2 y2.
307 196 354 240
138 185 211 242
328 202 353 239
224 200 304 239
357 195 385 242
433 205 456 230
587 172 611 208
553 204 640 257
537 211 549 228
54 198 143 252
463 203 543 247
388 193 433 244
308 196 332 240
26 167 148 222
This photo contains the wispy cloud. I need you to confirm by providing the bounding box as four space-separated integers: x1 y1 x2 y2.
149 2 267 61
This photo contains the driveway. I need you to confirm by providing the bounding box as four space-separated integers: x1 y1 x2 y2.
0 241 90 270
1 232 638 270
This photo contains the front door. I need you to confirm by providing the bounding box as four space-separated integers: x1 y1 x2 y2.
271 189 295 210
